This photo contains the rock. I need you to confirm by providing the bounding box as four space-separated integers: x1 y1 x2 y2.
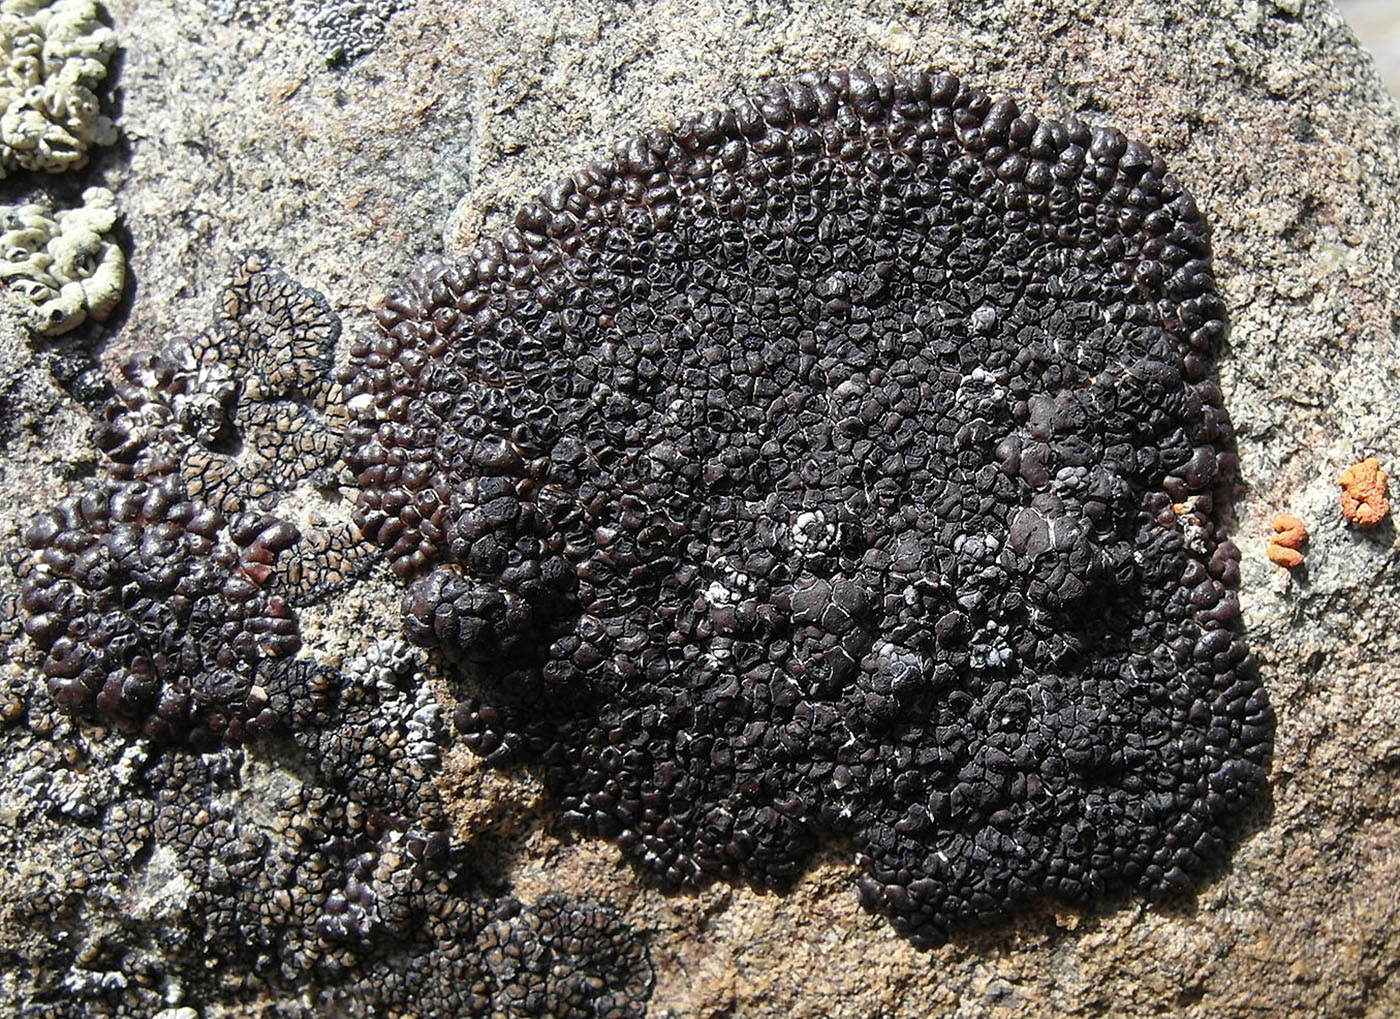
1 0 1398 1016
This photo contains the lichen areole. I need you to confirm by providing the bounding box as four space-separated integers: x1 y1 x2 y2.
342 69 1273 944
17 477 302 747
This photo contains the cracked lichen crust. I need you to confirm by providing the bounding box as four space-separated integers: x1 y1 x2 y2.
0 0 118 177
204 0 404 67
293 0 405 67
97 250 345 515
93 250 375 602
15 253 375 747
343 69 1273 944
476 893 656 1019
2 640 653 1016
0 185 123 335
3 243 652 1014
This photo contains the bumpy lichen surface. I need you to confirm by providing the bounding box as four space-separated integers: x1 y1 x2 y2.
0 0 118 177
94 250 373 596
1338 456 1390 528
0 185 123 335
344 69 1273 943
4 639 653 1016
5 252 652 1015
18 253 372 748
18 477 301 747
206 0 404 67
293 0 404 66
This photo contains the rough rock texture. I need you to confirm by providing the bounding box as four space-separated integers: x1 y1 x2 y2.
2 0 1400 1017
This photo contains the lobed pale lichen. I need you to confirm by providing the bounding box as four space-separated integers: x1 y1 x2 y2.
0 184 123 335
0 0 118 177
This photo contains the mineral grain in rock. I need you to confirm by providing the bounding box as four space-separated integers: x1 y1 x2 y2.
344 68 1272 944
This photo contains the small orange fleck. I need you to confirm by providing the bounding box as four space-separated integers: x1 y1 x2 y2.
1338 457 1391 528
1265 513 1308 569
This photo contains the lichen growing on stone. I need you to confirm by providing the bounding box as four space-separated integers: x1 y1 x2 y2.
15 252 375 747
1338 456 1390 528
3 236 651 1012
96 250 345 515
17 475 302 747
293 0 405 66
2 638 653 1016
476 893 655 1019
0 185 123 335
93 250 375 602
204 0 404 67
343 68 1273 944
0 0 118 177
1266 513 1307 569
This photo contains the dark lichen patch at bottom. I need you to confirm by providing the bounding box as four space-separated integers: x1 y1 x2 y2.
343 68 1273 945
2 640 653 1018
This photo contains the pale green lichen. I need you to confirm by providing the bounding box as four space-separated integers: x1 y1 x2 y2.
0 0 117 177
0 184 123 334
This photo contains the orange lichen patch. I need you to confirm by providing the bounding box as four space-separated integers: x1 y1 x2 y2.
1267 543 1304 569
1267 514 1308 569
1338 457 1391 528
1272 514 1307 548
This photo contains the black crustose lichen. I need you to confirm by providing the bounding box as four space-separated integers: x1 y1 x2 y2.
343 68 1273 945
4 637 653 1017
16 253 379 749
6 246 653 1014
17 476 301 748
95 250 346 519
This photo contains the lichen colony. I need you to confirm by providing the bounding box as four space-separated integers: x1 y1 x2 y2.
7 257 653 1016
7 66 1274 1015
344 68 1271 944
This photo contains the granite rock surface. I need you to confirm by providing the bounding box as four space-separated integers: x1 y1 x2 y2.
1 0 1398 1016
